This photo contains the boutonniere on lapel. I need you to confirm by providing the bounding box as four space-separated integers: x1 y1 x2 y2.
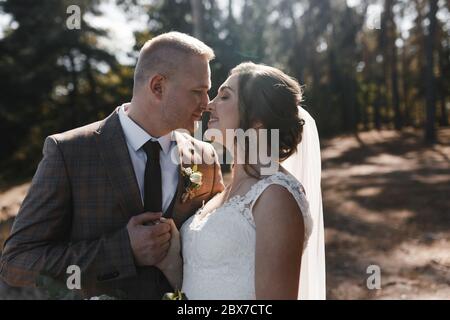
180 164 203 203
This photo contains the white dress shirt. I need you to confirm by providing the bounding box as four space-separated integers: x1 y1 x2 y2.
118 103 179 215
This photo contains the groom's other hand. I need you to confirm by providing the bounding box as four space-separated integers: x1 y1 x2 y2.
126 212 172 266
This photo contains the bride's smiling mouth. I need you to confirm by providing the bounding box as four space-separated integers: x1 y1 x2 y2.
208 116 219 125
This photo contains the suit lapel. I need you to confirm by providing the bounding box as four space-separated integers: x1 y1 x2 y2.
171 131 197 227
95 109 144 220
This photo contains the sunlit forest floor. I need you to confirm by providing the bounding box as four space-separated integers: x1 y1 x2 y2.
0 128 449 299
322 128 450 299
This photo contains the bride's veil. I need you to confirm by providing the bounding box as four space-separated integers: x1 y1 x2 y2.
282 106 326 300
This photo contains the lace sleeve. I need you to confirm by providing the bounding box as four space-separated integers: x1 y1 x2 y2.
245 172 313 249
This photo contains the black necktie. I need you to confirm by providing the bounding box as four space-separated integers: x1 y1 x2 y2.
142 140 162 213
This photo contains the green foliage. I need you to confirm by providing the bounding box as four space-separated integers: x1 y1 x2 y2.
0 0 132 181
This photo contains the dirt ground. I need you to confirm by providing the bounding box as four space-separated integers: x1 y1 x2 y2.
322 128 450 299
0 128 449 299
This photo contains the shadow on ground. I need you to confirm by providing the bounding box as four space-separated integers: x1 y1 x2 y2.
323 128 450 299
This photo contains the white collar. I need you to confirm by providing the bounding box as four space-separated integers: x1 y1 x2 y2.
118 103 173 154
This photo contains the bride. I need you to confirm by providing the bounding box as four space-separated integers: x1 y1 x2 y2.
156 62 326 300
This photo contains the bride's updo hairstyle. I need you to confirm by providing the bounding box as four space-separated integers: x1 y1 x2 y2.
229 62 305 177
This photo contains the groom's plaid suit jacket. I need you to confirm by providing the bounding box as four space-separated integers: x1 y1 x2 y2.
0 108 224 299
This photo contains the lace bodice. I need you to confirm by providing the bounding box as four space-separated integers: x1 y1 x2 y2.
180 171 313 300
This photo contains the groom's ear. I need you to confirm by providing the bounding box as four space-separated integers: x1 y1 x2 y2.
149 74 165 99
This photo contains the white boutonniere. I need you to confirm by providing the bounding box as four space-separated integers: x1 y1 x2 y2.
181 164 203 203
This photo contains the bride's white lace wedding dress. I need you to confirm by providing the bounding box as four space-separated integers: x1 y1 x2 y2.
180 171 313 300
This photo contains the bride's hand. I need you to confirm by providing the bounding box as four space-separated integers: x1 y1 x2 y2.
155 218 181 272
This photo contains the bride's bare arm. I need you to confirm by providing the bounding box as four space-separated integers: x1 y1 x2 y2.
155 219 183 290
252 185 305 300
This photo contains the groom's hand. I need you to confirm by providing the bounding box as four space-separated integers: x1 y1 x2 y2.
126 212 172 266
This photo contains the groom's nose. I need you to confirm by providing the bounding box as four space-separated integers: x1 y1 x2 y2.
200 93 210 111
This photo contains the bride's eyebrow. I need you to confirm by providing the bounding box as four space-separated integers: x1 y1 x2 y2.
219 85 234 93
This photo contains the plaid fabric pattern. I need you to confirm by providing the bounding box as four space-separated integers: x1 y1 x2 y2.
0 108 224 299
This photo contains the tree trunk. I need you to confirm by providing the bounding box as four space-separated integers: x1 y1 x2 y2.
68 52 79 128
424 0 438 143
286 0 304 84
438 30 449 126
440 95 448 127
413 0 426 127
228 0 234 21
385 0 402 130
401 41 411 127
390 22 402 130
361 35 371 131
374 82 382 130
380 4 390 127
190 0 204 40
362 88 369 131
85 56 98 118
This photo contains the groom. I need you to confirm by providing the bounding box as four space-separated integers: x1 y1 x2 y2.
0 32 224 299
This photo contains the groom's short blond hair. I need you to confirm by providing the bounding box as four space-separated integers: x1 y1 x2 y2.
134 32 215 90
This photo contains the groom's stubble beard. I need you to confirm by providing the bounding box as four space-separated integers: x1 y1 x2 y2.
160 97 194 133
